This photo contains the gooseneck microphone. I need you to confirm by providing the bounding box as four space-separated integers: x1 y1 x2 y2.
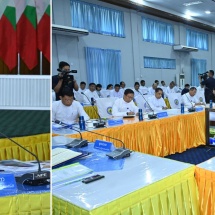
72 126 131 159
0 131 50 186
185 93 196 112
53 120 88 148
137 90 157 119
81 92 106 128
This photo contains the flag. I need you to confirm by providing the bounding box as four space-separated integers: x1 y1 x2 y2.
0 0 16 71
16 0 37 70
35 0 50 62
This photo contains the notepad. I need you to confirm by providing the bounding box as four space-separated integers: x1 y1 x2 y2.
52 148 82 167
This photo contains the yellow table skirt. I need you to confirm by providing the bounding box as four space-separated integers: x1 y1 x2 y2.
0 133 50 161
84 106 99 119
1 192 50 215
195 166 215 215
53 166 200 215
67 112 205 157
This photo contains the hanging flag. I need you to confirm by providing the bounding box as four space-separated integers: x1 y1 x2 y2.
35 0 50 62
0 0 17 71
16 0 37 70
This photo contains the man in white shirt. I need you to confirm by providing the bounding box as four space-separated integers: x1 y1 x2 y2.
110 84 123 98
148 83 157 95
139 80 148 95
52 88 90 125
74 81 87 103
165 81 177 97
83 83 99 103
133 82 142 98
112 89 139 117
181 87 203 108
148 88 167 112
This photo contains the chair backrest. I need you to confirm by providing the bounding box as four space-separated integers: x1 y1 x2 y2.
96 97 118 118
196 90 206 103
168 93 182 109
135 95 153 111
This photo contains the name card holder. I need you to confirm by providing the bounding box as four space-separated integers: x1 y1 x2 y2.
0 172 17 196
94 140 114 152
157 111 168 119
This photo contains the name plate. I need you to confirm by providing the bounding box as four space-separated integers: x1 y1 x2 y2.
157 111 168 118
94 139 114 152
196 106 204 112
0 173 17 194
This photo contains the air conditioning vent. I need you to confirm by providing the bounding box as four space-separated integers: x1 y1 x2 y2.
173 45 198 52
52 24 89 37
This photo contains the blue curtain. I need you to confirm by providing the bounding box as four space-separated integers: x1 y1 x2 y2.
71 0 125 37
142 17 174 45
191 59 207 86
144 57 176 69
186 29 208 50
85 47 121 87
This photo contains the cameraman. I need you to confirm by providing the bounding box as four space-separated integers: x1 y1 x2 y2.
52 61 79 100
199 70 215 103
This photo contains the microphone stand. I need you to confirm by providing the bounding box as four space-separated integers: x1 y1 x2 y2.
137 90 157 119
81 92 106 128
185 94 196 112
0 131 50 186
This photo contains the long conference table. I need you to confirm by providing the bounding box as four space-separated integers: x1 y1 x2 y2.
66 111 205 157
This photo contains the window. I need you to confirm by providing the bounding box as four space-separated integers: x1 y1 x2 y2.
71 0 125 37
142 17 174 45
144 57 176 69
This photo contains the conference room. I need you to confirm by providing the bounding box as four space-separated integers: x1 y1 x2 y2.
52 0 215 215
0 0 50 214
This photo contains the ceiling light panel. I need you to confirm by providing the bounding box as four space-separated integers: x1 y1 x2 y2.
183 1 203 6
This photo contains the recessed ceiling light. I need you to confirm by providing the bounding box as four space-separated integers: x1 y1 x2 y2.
183 1 203 6
205 10 211 14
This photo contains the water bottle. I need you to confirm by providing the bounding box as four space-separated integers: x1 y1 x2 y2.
181 103 184 114
79 116 86 131
139 109 143 121
210 100 213 108
91 97 94 106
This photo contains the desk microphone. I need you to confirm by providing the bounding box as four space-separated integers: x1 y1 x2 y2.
53 120 88 148
72 126 131 159
81 92 106 128
137 90 157 119
185 94 196 112
0 131 50 186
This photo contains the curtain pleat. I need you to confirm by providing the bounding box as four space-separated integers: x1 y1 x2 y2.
144 57 176 69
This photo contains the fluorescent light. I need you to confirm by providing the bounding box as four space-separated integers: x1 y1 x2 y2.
205 10 211 14
183 1 203 6
129 0 144 5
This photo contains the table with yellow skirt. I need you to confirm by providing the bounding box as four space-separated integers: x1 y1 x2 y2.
0 133 50 215
195 157 215 215
67 111 205 157
53 152 200 215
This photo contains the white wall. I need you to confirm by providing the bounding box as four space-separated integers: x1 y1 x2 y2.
52 0 215 88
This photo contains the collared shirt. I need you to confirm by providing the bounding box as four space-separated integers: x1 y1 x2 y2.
148 87 155 95
110 90 123 98
112 98 139 117
139 86 148 95
52 100 89 124
83 89 99 103
148 96 167 112
181 92 199 108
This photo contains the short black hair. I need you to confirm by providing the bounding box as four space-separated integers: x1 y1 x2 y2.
59 61 70 69
115 84 120 88
89 83 96 86
209 70 214 76
155 88 163 93
61 87 74 97
96 84 102 88
140 80 145 83
134 82 140 86
185 84 190 87
80 81 86 85
161 81 165 84
154 80 159 83
106 84 113 89
124 89 134 95
120 81 125 85
190 87 197 91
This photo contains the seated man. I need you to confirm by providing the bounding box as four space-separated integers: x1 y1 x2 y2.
148 83 157 95
83 83 99 103
148 88 168 112
112 89 139 117
181 84 190 95
181 87 203 108
110 84 123 98
52 87 90 125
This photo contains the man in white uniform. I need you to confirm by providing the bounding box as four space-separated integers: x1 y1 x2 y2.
148 88 168 112
83 83 99 103
52 87 89 124
148 83 157 95
139 80 148 95
110 84 123 98
112 89 139 117
181 87 203 108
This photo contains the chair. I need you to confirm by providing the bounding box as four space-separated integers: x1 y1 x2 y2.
196 90 206 103
96 97 118 118
168 93 182 109
135 95 153 111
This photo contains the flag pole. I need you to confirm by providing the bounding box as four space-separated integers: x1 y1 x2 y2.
40 51 42 75
17 53 20 75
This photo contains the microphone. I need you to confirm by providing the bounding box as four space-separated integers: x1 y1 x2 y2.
0 131 50 186
53 120 88 148
81 92 106 128
73 126 131 159
185 93 196 112
137 90 157 119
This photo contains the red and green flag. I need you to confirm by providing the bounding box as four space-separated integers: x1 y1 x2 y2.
0 0 17 71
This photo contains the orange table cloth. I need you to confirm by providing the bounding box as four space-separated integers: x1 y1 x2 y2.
67 111 205 157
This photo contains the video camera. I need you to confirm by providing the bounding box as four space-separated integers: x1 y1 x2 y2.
57 68 77 80
198 71 208 81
